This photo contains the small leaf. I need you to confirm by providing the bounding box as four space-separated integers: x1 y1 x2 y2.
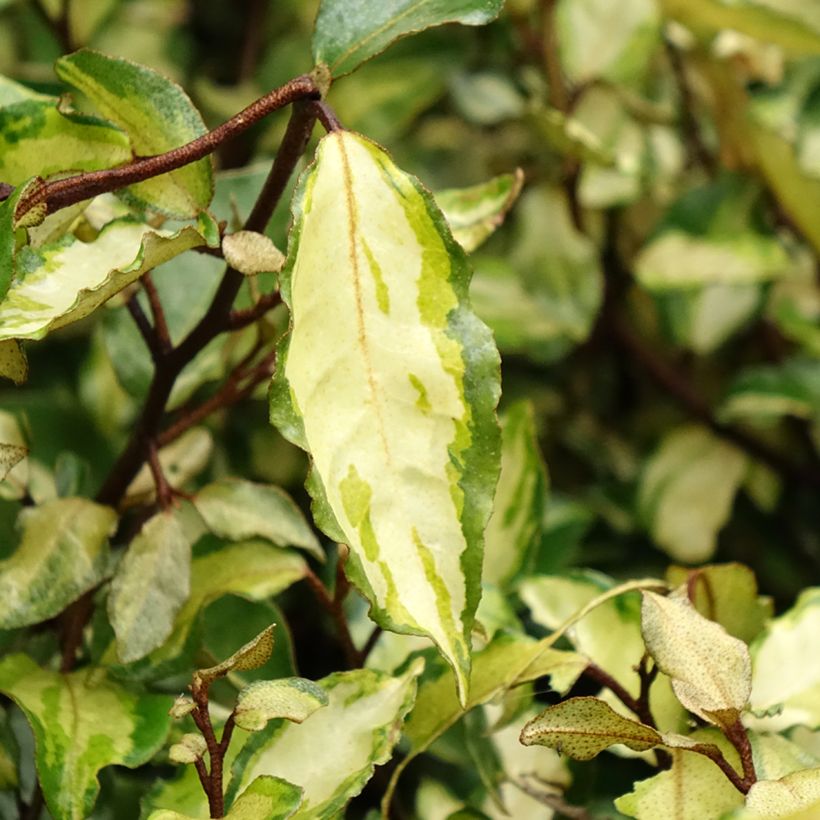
234 678 329 731
0 340 27 384
271 130 501 704
169 734 207 765
193 478 323 560
641 591 752 727
0 218 217 343
312 0 505 77
0 177 43 300
55 49 213 217
435 170 523 253
0 654 171 820
519 697 661 760
108 507 192 663
223 231 286 275
0 441 26 483
196 625 275 687
0 498 117 629
169 695 196 719
744 768 820 817
229 661 424 817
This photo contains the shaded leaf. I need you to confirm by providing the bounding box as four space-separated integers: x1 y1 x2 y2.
196 625 275 686
0 340 26 384
435 170 523 253
234 678 329 731
0 654 171 820
0 498 116 629
482 401 548 588
641 591 752 727
0 177 43 301
230 661 424 818
270 130 500 702
312 0 505 77
55 49 213 217
108 507 192 663
193 478 323 561
0 217 218 343
638 426 749 563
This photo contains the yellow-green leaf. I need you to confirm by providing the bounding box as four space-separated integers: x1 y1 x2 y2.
271 130 501 703
0 217 218 343
520 697 662 760
0 340 26 384
641 591 752 727
196 625 275 686
744 768 820 817
234 678 329 732
223 230 286 275
108 507 192 663
55 49 213 217
230 661 424 818
0 654 171 820
0 498 116 629
169 733 207 765
435 170 523 253
482 401 548 588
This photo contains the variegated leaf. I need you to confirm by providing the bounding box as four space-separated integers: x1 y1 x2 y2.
0 654 171 820
0 176 45 301
228 661 423 818
0 216 218 342
270 130 501 702
234 678 329 731
108 507 193 663
483 401 548 588
55 50 213 217
435 170 524 253
0 498 117 629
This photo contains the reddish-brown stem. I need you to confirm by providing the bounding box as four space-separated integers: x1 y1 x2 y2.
724 718 757 790
147 444 175 509
303 562 360 669
142 272 172 353
126 294 163 361
312 100 343 132
688 742 750 794
359 625 383 665
226 291 281 330
18 76 320 219
190 691 224 817
584 662 642 716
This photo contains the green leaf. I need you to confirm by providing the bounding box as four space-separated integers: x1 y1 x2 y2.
108 507 192 664
55 49 214 217
0 177 44 301
659 0 820 56
229 661 424 817
193 478 323 561
748 588 820 732
149 775 303 820
0 217 218 343
638 426 749 563
665 564 773 644
520 697 662 760
0 654 171 820
196 625 276 686
222 231 286 275
641 591 752 728
435 170 523 253
556 0 661 85
483 401 548 588
615 727 744 820
0 498 116 629
312 0 505 77
270 130 501 703
0 441 26 483
744 768 820 817
0 340 27 384
0 96 131 186
384 634 587 809
234 678 329 731
720 358 820 424
117 541 307 671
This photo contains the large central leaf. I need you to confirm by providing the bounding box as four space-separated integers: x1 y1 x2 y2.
271 131 500 701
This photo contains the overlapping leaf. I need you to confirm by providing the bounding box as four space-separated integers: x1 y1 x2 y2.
0 654 171 820
55 49 213 216
271 130 500 702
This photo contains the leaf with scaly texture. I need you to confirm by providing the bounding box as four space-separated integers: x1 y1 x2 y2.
270 130 500 703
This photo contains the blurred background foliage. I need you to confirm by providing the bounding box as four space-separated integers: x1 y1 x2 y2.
1 0 820 814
